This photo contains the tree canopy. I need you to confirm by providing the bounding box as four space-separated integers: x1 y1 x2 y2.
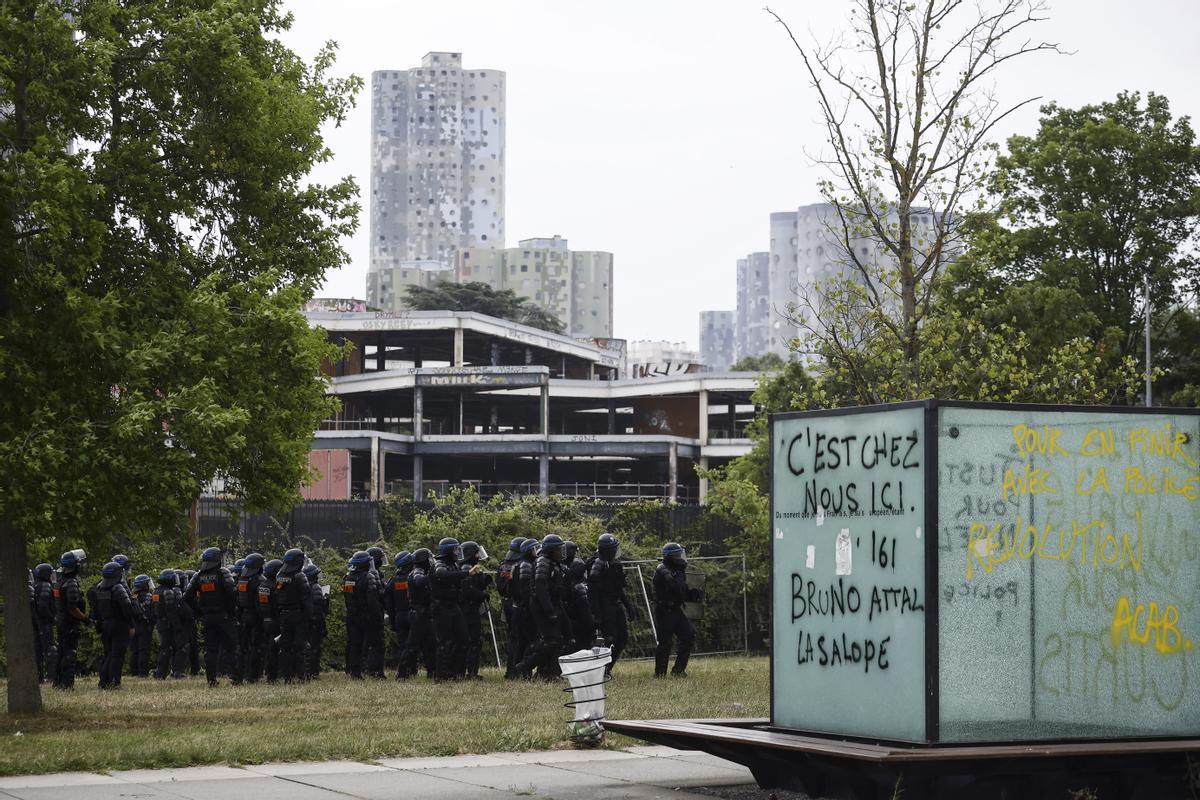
0 0 359 712
730 352 786 372
405 280 566 334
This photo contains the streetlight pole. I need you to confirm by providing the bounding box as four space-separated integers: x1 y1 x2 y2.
1145 271 1153 407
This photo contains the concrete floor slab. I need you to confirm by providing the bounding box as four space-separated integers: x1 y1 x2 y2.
552 755 752 787
285 769 520 799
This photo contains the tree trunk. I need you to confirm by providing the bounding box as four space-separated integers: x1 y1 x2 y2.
0 512 43 713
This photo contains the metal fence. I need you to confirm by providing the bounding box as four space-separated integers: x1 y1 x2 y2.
198 498 382 550
384 481 698 503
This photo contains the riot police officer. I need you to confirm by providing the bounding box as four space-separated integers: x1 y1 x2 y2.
343 550 384 679
365 546 388 676
31 563 56 683
303 563 329 679
183 547 242 687
129 574 155 677
459 541 492 679
398 548 435 679
495 538 523 678
588 533 636 676
385 551 413 677
53 549 89 689
182 569 201 675
562 541 594 652
153 569 191 679
112 553 132 582
430 537 477 681
508 538 539 678
518 534 570 681
89 561 139 689
652 542 699 678
236 553 266 682
274 548 314 683
259 558 283 682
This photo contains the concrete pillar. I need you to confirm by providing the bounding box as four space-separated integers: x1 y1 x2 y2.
458 392 465 435
539 454 550 498
490 343 500 367
539 376 549 436
370 436 380 500
698 455 709 506
489 405 498 434
698 389 709 444
728 403 735 438
412 454 423 501
413 386 423 441
668 442 678 504
375 334 384 371
453 324 464 367
607 400 616 435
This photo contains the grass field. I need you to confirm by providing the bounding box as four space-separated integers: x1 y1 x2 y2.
0 655 767 777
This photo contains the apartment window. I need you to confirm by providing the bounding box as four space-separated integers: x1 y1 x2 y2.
520 264 528 273
535 264 541 272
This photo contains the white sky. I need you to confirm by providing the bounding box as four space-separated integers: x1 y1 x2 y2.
282 0 1200 350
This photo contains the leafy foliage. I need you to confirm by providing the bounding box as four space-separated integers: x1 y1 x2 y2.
0 0 359 712
404 280 566 334
730 352 786 372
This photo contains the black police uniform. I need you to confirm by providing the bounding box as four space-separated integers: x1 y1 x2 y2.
495 551 519 677
385 567 411 673
130 586 155 677
88 574 139 689
652 561 697 676
459 563 492 678
398 564 435 679
274 566 313 683
236 568 264 681
183 573 202 675
588 556 634 671
306 577 329 679
518 554 569 680
365 562 387 678
342 567 384 678
32 574 56 683
53 571 86 689
430 555 471 681
184 568 243 686
257 573 280 682
564 556 594 652
508 555 536 675
153 582 191 679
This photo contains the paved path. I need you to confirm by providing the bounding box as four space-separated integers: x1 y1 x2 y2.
0 746 755 800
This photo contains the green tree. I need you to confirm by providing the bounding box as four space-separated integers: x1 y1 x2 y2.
978 92 1200 399
730 352 785 372
0 0 359 713
405 280 566 334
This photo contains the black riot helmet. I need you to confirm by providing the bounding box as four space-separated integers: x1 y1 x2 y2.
112 554 132 575
199 547 223 571
519 537 538 560
562 541 578 562
59 549 87 575
158 569 177 586
263 559 284 580
242 553 265 575
281 548 305 573
461 541 487 564
412 548 433 569
133 574 152 591
367 546 386 570
540 534 565 562
597 533 620 561
349 550 372 571
437 537 462 562
508 537 525 553
662 542 686 568
302 563 321 583
394 550 413 569
100 561 123 580
33 563 54 582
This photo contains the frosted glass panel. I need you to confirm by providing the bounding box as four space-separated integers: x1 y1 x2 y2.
772 407 927 741
938 407 1200 741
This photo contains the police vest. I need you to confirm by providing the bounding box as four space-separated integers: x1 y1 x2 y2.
195 571 225 611
342 570 369 610
389 572 411 611
93 584 117 620
236 574 259 610
430 562 461 604
496 559 515 598
274 573 305 609
257 579 275 613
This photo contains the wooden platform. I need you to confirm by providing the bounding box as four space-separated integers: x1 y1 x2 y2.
605 718 1200 799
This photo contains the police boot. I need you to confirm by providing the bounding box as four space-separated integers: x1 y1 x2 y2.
654 650 669 678
671 649 690 677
